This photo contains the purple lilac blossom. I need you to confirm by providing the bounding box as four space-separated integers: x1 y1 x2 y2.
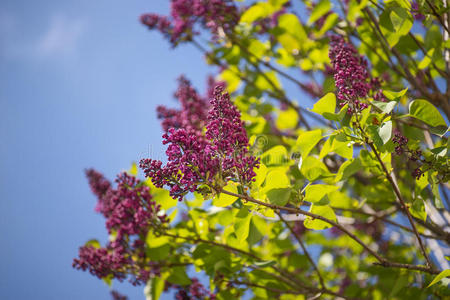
73 171 167 285
175 278 216 300
329 35 370 112
392 129 408 155
140 0 239 46
140 86 259 201
157 76 209 133
411 1 425 21
111 290 128 300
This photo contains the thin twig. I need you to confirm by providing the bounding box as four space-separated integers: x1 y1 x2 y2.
277 211 325 289
218 188 441 274
367 141 434 269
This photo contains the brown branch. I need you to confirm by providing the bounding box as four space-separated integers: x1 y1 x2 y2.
163 231 314 290
364 8 450 118
425 0 450 34
335 207 444 241
163 232 259 260
218 189 441 274
277 211 325 289
227 279 304 295
219 189 385 262
367 141 434 269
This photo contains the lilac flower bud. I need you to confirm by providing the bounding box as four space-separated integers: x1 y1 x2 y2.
329 35 371 113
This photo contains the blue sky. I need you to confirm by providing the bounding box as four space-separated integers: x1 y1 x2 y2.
0 1 211 299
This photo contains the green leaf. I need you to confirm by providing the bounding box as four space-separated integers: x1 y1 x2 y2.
317 13 339 36
276 108 298 130
240 3 269 24
261 145 288 166
418 48 435 69
431 146 447 157
319 134 353 159
308 0 332 24
264 169 290 191
254 260 277 268
383 88 408 101
147 244 171 261
128 162 138 176
311 92 336 116
220 66 241 93
389 272 409 298
253 164 268 188
167 267 191 286
372 101 397 114
409 197 427 222
409 99 447 127
425 25 442 50
234 208 252 242
429 125 449 137
102 274 113 287
379 6 413 47
266 188 291 206
431 180 444 209
146 274 167 300
300 156 331 181
367 125 384 148
378 120 393 144
247 218 264 246
154 190 177 211
304 184 339 204
146 231 169 248
277 14 308 53
348 0 369 21
335 158 362 182
427 269 450 288
255 71 282 91
85 239 101 249
323 104 348 121
295 129 323 158
213 182 239 207
304 205 336 230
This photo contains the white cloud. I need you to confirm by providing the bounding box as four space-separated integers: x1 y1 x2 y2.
0 12 86 61
36 14 86 57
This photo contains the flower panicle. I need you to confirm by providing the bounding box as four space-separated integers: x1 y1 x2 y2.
140 85 259 202
73 170 167 285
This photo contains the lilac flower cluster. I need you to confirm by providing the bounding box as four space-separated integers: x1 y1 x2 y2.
140 86 259 201
111 290 128 300
369 77 389 102
392 129 409 155
329 35 371 112
392 129 424 179
157 76 210 133
411 1 425 21
140 0 239 46
175 278 216 300
73 170 167 285
157 76 226 134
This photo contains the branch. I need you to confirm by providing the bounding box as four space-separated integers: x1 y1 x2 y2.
277 211 325 289
425 0 450 35
367 141 434 269
218 189 441 274
163 231 314 290
334 207 444 241
163 232 259 260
